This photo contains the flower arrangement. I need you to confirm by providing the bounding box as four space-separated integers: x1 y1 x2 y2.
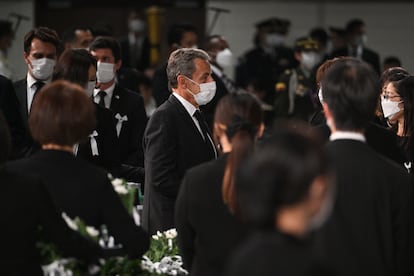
109 176 138 215
141 229 188 275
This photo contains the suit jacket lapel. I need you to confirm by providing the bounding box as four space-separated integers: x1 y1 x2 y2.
110 85 121 113
14 79 29 128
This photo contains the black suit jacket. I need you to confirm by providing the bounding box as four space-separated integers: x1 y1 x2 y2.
0 167 102 275
313 139 413 276
110 84 147 167
119 35 151 72
77 103 121 173
6 149 149 258
143 94 216 234
0 75 30 159
175 154 251 276
330 46 381 75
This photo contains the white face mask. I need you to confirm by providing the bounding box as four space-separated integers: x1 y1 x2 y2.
129 19 146 33
97 61 115 83
85 80 96 97
185 77 216 106
318 87 323 103
265 33 285 47
216 48 233 68
29 58 55 81
381 98 402 119
301 52 321 71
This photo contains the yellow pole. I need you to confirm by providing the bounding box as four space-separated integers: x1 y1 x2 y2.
146 6 163 67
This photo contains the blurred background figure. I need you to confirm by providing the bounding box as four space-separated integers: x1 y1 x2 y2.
61 26 94 50
226 122 333 276
327 26 346 55
309 27 330 62
0 20 14 80
235 17 296 107
274 37 320 122
152 22 198 107
330 18 380 75
176 92 264 276
119 10 150 73
382 56 402 72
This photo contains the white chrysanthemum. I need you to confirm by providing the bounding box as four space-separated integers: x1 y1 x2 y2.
114 185 129 194
86 226 99 237
157 231 163 237
61 213 78 231
112 178 123 187
165 228 177 239
152 235 159 240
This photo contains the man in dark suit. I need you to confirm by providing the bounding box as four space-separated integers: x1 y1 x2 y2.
13 27 60 157
152 22 198 107
314 58 413 275
330 19 380 75
0 75 30 159
143 48 217 234
119 10 151 72
89 36 148 174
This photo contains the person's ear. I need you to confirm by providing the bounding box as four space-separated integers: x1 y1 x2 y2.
177 75 187 88
256 123 265 139
115 59 122 71
23 51 30 65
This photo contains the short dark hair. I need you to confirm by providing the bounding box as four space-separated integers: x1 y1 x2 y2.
167 23 198 47
237 122 329 229
53 48 96 87
0 111 11 164
321 58 379 130
379 66 409 89
29 80 96 146
346 18 365 34
23 27 60 54
89 36 122 62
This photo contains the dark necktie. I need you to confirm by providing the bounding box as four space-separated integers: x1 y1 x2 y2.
30 81 45 112
98 91 107 108
193 110 216 158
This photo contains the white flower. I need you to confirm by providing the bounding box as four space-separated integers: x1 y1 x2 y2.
157 231 163 237
111 178 123 187
165 228 177 239
61 213 78 231
86 226 99 237
114 185 129 195
152 234 159 240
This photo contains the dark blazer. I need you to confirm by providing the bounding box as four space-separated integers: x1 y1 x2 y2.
330 46 380 75
110 84 147 167
0 167 102 276
0 75 30 159
313 139 413 276
6 149 149 258
77 103 121 173
175 154 251 276
13 78 41 157
119 35 151 72
143 94 216 234
226 231 333 276
152 61 170 107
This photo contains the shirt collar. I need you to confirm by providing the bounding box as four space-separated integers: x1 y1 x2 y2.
94 82 116 99
27 72 51 88
330 131 366 142
211 64 223 77
173 92 197 117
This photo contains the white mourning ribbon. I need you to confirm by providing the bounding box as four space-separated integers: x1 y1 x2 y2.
89 130 99 156
115 113 128 137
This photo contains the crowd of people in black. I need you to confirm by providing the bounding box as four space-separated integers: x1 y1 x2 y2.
1 11 414 276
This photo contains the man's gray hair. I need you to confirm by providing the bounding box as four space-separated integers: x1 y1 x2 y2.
167 48 210 90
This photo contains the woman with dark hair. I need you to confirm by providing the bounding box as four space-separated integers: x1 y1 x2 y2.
226 123 333 276
175 92 264 276
0 111 104 275
6 80 149 258
52 48 122 176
